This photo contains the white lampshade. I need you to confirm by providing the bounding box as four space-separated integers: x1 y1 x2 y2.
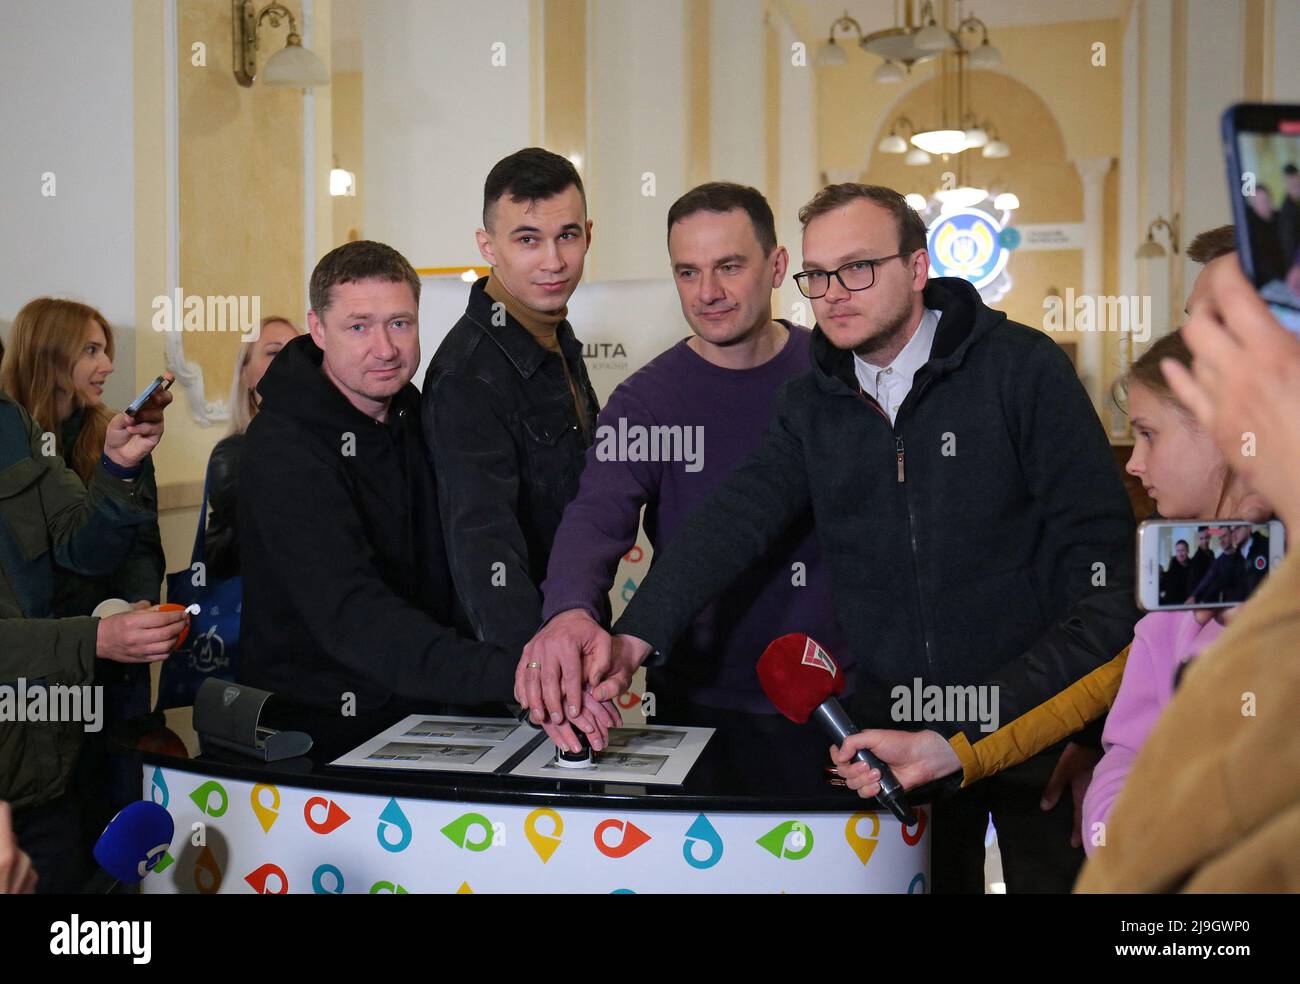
878 133 908 154
816 40 847 67
915 23 953 51
1136 238 1166 259
982 139 1010 159
969 42 1001 68
963 127 989 149
873 60 905 83
993 192 1020 210
905 193 929 211
262 37 330 87
934 186 988 210
905 146 932 166
911 129 968 156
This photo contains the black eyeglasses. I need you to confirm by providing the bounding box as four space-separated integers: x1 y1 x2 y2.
793 253 906 299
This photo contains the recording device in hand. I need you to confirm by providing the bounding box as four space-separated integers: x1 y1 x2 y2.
758 634 917 825
84 800 175 893
1223 103 1300 334
125 374 173 416
1137 519 1286 611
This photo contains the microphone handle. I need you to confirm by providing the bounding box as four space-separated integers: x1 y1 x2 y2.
813 698 918 826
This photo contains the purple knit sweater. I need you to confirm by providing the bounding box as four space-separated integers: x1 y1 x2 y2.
540 324 847 713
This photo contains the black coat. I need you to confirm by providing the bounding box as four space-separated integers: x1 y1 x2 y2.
203 432 243 580
238 335 516 715
421 277 599 657
614 278 1140 746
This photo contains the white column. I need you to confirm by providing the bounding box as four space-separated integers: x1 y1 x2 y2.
709 0 765 191
1072 156 1113 412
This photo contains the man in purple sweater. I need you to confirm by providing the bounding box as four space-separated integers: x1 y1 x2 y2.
521 183 846 768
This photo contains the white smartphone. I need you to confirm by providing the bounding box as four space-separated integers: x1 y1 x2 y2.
1137 519 1286 612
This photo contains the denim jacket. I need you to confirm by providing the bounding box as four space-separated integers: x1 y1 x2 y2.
420 278 599 657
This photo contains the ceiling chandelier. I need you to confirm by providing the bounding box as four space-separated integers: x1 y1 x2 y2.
821 1 1008 161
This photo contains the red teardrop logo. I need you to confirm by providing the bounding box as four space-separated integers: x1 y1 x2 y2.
594 819 651 858
305 796 351 834
245 862 288 894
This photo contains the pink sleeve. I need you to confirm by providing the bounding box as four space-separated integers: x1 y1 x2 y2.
1081 615 1174 855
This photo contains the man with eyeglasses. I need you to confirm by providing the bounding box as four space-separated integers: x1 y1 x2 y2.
521 183 1139 893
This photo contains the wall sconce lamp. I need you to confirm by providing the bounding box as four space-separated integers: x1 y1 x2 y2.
233 1 330 88
1137 214 1181 259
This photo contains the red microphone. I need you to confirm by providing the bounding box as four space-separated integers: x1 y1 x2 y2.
758 633 916 824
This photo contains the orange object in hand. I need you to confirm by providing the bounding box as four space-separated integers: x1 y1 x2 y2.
156 603 191 651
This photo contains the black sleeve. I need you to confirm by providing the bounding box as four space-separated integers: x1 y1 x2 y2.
932 336 1141 746
422 370 542 656
203 435 243 579
612 383 812 656
241 417 518 705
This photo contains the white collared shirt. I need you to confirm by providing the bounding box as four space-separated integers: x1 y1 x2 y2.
852 307 941 424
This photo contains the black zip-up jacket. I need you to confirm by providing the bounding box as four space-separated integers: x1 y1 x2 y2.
421 277 600 657
238 335 517 714
614 277 1140 749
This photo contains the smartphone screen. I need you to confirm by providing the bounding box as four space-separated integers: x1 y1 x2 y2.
1224 104 1300 334
1137 520 1286 611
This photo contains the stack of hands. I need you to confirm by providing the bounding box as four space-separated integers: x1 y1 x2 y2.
514 610 653 753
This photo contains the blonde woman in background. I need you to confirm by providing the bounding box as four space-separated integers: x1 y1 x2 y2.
204 316 302 578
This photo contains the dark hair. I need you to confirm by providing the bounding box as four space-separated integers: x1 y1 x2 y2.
1175 539 1189 549
1186 224 1236 265
798 183 928 256
1284 163 1298 176
310 240 421 317
483 147 586 230
666 182 778 255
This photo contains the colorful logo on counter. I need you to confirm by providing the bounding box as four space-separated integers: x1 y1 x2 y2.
908 872 927 894
194 845 222 894
245 862 288 894
251 784 280 833
594 819 651 858
377 798 412 853
927 208 1009 290
189 780 228 818
370 880 409 894
442 812 493 851
149 768 169 808
313 863 345 894
525 808 564 863
682 813 724 870
757 820 814 860
305 796 350 834
845 813 880 866
901 807 927 846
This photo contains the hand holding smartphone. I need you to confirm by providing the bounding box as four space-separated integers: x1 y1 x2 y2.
1223 102 1300 334
1137 519 1286 612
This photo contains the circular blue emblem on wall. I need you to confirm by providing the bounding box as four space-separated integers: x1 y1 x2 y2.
927 209 1010 290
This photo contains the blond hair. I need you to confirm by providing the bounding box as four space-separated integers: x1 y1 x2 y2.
227 316 302 435
0 297 115 482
